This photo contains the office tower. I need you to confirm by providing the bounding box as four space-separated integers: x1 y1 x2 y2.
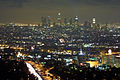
92 17 96 24
84 21 91 27
69 18 73 25
77 49 87 65
74 16 79 26
41 17 47 26
91 17 96 28
57 12 62 26
64 18 67 26
47 16 51 27
101 50 120 67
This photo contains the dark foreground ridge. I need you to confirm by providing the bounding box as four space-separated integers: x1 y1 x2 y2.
47 60 120 80
0 60 38 80
0 59 120 80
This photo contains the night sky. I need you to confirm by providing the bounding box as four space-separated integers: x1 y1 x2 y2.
0 0 120 23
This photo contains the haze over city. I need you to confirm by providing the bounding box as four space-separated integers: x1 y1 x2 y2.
0 0 120 23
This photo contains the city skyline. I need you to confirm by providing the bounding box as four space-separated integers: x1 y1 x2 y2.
0 0 120 23
0 0 120 80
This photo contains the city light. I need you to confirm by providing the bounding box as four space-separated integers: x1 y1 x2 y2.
108 49 112 55
0 1 120 79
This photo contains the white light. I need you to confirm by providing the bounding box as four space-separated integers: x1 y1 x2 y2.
108 49 112 55
80 50 83 55
58 13 61 16
44 57 48 60
79 49 85 55
47 55 51 58
31 46 35 50
28 55 33 58
17 52 21 57
75 17 78 20
93 17 96 24
37 55 41 58
116 55 120 58
37 42 41 44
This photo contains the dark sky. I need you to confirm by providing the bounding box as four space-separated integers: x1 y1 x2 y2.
0 0 120 23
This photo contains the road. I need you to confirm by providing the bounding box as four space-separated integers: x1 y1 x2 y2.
25 62 43 80
25 61 60 80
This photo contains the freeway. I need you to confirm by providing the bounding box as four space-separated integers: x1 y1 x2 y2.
25 61 60 80
25 62 43 80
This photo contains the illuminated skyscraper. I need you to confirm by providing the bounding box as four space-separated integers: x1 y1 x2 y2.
77 49 87 65
57 12 62 26
92 17 96 24
74 16 79 26
91 17 96 28
69 18 73 25
74 16 79 22
64 18 67 26
47 16 51 27
101 50 120 67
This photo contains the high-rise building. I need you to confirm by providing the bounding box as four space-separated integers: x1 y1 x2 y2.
84 21 91 27
47 16 51 27
64 18 67 26
41 17 47 26
91 17 96 28
69 18 73 25
56 13 62 26
77 49 87 65
74 16 79 26
92 17 96 24
101 50 120 67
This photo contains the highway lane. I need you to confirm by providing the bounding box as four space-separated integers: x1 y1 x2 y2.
25 62 43 80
